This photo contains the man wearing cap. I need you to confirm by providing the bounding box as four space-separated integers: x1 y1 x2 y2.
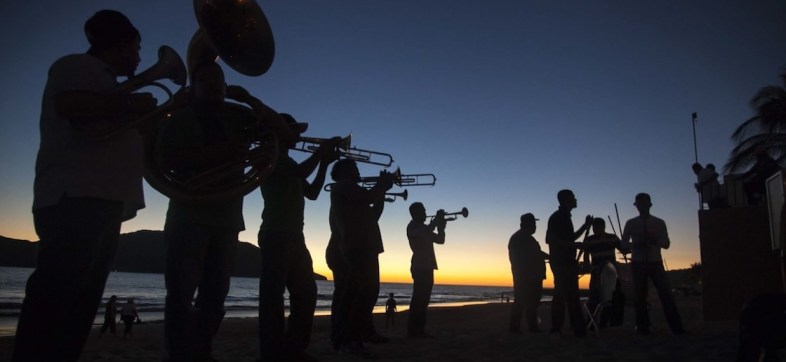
406 202 447 338
257 116 340 361
546 189 592 337
14 10 157 361
621 193 685 335
508 213 549 333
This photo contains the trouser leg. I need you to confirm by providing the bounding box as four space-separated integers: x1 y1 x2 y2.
327 245 347 350
164 222 210 360
258 236 287 361
524 281 543 331
649 263 684 333
408 268 433 335
14 197 122 362
284 243 317 353
549 266 567 333
194 229 238 357
631 263 651 332
509 283 525 332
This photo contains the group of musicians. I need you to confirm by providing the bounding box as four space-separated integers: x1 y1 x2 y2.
14 9 454 362
15 8 689 362
508 190 686 339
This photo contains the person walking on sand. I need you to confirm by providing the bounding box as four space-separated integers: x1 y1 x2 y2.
509 213 549 333
99 295 118 337
120 298 140 338
621 193 685 335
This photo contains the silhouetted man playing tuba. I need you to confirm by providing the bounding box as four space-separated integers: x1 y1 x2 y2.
158 61 270 361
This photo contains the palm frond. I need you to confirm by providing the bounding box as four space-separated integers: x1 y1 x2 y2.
724 133 786 173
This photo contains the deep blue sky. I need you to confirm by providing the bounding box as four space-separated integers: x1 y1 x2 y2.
1 1 784 285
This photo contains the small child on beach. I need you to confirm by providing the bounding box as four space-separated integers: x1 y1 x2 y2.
386 293 398 328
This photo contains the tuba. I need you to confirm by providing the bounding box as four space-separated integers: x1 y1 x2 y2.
143 0 280 201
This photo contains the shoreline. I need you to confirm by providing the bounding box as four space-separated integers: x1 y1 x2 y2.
0 300 501 338
1 296 762 361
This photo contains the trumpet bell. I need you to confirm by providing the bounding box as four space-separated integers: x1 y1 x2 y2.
459 207 469 218
193 0 275 76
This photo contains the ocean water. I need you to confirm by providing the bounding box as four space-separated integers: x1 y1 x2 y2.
0 266 513 336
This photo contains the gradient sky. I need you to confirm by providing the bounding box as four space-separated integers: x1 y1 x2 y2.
1 1 785 287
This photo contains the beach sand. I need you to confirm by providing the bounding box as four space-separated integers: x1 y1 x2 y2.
0 295 766 361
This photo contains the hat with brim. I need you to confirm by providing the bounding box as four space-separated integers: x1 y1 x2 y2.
279 113 308 134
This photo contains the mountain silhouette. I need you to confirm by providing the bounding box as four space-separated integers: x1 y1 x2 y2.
0 230 327 280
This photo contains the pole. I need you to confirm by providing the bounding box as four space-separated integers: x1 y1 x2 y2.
692 112 698 163
614 203 628 263
692 112 703 209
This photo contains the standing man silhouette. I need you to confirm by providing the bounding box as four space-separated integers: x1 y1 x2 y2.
406 202 446 338
159 61 270 361
14 10 157 361
508 213 548 333
329 159 394 353
546 189 591 337
621 193 685 335
257 115 340 361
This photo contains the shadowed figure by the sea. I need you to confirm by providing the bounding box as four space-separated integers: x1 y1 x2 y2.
508 213 548 333
257 114 340 362
12 9 157 362
546 189 591 337
328 159 395 355
406 202 447 338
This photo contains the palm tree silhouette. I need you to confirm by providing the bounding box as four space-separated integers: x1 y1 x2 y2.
724 69 786 173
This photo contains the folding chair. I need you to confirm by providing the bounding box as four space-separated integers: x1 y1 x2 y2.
584 261 618 335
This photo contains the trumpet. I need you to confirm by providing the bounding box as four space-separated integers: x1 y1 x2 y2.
385 189 408 203
293 134 394 167
359 168 437 188
428 207 469 222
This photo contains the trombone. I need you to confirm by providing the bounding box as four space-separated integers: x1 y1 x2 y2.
428 207 469 222
292 134 394 167
358 168 437 188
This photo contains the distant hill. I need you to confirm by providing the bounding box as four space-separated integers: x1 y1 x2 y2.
0 231 327 280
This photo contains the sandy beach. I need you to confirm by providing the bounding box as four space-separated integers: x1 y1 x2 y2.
2 294 769 361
